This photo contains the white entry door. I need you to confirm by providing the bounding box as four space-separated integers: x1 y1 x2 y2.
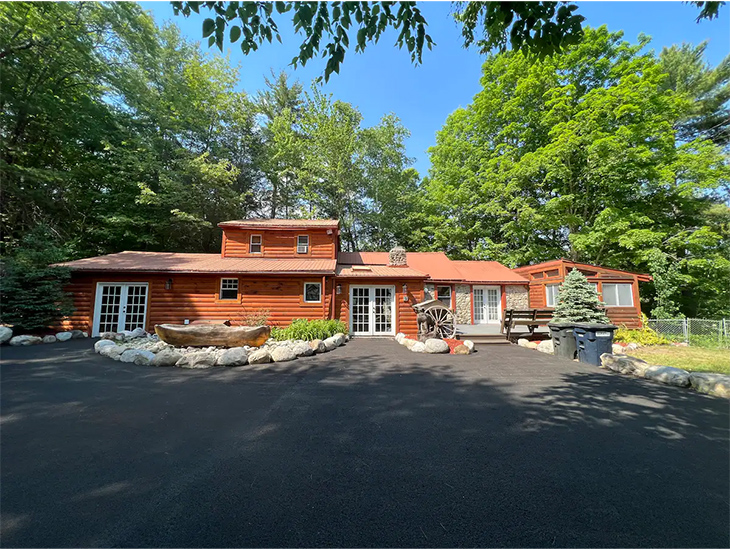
349 286 395 336
93 283 149 336
473 285 501 324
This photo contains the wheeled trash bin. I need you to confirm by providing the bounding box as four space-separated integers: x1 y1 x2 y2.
573 323 618 366
548 322 578 360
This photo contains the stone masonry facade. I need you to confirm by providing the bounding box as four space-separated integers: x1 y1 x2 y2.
505 285 529 309
454 284 472 324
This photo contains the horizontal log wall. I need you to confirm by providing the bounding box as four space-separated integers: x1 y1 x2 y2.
222 228 336 259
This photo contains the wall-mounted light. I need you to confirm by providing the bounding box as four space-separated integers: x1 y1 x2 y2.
402 283 408 302
165 278 173 290
336 284 342 295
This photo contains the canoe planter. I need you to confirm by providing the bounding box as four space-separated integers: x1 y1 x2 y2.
154 324 271 348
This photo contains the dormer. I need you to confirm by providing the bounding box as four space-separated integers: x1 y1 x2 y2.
218 219 339 259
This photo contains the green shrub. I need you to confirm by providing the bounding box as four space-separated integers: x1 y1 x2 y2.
271 319 348 341
614 323 670 346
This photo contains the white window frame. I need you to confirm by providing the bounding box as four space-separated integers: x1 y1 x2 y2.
219 278 239 300
602 283 634 307
297 234 310 254
437 285 452 307
92 282 149 337
249 234 262 254
545 284 560 307
303 282 322 303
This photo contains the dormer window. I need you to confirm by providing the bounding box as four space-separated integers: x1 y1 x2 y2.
250 234 262 254
297 235 309 254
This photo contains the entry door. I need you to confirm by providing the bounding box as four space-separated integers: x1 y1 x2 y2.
473 285 501 324
93 283 149 336
350 286 395 336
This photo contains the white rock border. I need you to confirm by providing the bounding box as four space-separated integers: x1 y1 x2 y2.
394 333 474 355
92 330 350 369
600 353 730 398
6 328 88 346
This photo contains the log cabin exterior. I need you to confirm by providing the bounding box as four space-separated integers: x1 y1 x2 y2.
55 219 649 336
512 259 652 328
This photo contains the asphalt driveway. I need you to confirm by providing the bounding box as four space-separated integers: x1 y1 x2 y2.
1 339 728 548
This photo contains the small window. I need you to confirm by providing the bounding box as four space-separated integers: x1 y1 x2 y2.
546 284 560 307
437 285 452 307
250 234 262 254
297 235 309 254
602 283 633 307
220 278 238 300
304 282 321 303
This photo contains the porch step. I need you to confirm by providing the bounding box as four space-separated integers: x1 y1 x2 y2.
455 333 512 345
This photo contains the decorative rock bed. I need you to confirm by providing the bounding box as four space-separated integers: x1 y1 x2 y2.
395 332 474 355
92 329 348 368
600 353 730 398
3 328 89 346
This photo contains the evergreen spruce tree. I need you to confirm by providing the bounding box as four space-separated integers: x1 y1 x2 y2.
551 269 610 324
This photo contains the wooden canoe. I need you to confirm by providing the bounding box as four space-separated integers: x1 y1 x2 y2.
154 324 270 348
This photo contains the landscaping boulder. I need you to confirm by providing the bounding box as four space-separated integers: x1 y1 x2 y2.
612 344 625 355
42 335 57 344
0 326 13 344
600 354 650 376
424 338 450 354
216 347 249 367
395 332 406 344
94 339 116 353
689 373 730 398
536 339 554 354
56 331 73 342
120 349 150 364
175 351 216 369
70 329 86 339
271 346 297 362
9 335 42 346
463 340 475 351
149 341 168 353
411 342 426 353
644 365 690 387
248 348 272 365
129 327 146 339
323 336 341 351
333 333 346 344
132 350 155 366
291 341 314 358
402 338 418 350
625 342 641 351
517 338 531 347
151 349 183 367
454 344 471 355
309 339 326 353
99 344 124 360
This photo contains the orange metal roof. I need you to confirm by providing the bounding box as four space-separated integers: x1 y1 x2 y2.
56 251 337 274
451 261 529 284
338 252 464 281
336 264 428 278
218 218 339 229
513 259 652 281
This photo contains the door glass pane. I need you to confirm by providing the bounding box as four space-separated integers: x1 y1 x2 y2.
374 287 393 334
123 285 147 331
352 287 370 334
474 288 484 323
98 285 122 333
487 288 500 322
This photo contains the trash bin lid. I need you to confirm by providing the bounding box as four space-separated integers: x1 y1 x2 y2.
547 322 576 329
573 323 617 330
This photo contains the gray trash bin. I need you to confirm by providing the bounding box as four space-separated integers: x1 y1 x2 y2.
573 323 618 366
548 322 578 360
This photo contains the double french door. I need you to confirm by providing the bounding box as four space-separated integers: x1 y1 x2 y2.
473 285 501 324
92 283 149 336
350 286 395 336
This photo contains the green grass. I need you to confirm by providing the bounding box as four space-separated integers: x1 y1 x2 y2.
629 346 730 375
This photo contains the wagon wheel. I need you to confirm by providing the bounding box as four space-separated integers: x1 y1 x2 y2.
426 306 456 339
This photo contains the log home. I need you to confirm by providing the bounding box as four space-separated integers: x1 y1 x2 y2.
56 219 649 336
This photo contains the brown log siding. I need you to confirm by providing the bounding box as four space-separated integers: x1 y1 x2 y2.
222 228 336 259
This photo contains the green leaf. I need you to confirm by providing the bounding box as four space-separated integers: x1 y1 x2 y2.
202 18 215 38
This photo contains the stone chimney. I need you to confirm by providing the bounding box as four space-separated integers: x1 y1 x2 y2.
388 246 407 267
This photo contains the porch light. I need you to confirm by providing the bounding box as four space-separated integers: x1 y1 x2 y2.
402 283 408 293
336 284 342 295
165 278 173 290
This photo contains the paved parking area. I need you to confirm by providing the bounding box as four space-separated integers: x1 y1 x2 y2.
1 339 728 548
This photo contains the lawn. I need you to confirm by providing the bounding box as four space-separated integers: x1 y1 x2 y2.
629 346 730 375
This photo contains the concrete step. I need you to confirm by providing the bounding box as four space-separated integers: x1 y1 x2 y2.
456 333 511 345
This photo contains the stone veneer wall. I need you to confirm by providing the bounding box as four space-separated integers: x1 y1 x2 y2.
454 284 472 324
505 285 530 309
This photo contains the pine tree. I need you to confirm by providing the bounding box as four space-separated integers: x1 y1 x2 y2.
551 269 611 324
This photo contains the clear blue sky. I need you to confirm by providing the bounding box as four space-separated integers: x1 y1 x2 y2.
141 1 729 177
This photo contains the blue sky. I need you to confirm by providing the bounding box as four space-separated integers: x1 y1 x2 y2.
141 1 729 177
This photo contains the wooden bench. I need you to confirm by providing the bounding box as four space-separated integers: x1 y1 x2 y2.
501 309 553 339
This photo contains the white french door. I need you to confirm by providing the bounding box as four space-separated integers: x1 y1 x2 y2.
349 285 395 336
92 283 149 336
473 285 501 324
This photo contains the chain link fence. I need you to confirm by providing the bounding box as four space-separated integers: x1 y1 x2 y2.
647 318 730 349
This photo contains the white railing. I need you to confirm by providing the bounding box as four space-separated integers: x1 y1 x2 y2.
647 318 730 349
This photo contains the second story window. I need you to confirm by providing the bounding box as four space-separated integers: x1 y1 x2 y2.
297 235 309 254
250 234 262 254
